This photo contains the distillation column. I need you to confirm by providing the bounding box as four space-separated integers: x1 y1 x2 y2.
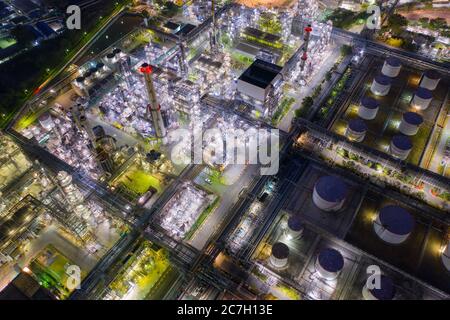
140 63 168 144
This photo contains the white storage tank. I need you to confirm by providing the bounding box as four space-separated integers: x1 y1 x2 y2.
381 57 401 78
442 240 450 271
104 52 118 66
371 74 391 96
39 113 54 131
346 118 367 142
358 96 379 120
270 242 289 268
315 248 344 280
286 215 303 239
362 274 396 300
419 70 440 91
399 112 423 136
411 87 432 110
313 175 348 212
390 135 412 160
374 205 414 244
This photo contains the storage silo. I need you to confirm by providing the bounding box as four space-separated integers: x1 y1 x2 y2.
374 205 414 244
39 113 54 131
72 76 89 97
411 87 432 110
442 240 450 271
286 215 303 239
315 248 344 280
312 176 348 212
390 135 412 160
358 96 379 120
362 274 396 300
399 112 423 136
270 242 289 268
381 57 401 78
371 75 391 96
346 118 367 142
419 70 440 91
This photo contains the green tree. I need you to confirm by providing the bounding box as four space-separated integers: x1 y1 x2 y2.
388 14 408 36
11 25 36 47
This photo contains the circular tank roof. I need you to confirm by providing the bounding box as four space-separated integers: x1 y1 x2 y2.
424 69 440 80
348 118 367 133
361 96 379 109
369 275 396 300
415 87 432 100
386 57 401 67
315 176 348 202
318 248 344 273
375 74 391 85
392 135 412 151
403 112 423 125
272 242 289 259
113 48 122 54
106 53 115 59
378 205 414 235
287 215 303 232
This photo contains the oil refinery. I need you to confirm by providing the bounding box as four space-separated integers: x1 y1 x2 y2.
0 0 448 307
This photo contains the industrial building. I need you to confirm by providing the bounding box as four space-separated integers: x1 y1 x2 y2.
236 59 283 118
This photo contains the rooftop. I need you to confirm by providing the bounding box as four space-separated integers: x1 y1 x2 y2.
238 59 282 89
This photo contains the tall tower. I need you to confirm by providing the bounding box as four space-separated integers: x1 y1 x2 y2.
178 40 189 77
140 63 168 144
210 0 218 53
300 25 312 72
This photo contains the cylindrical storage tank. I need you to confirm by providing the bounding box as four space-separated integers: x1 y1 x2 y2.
374 205 414 244
313 176 348 212
113 48 123 58
390 135 412 160
442 240 450 271
270 242 289 268
358 96 379 120
420 70 440 91
411 87 432 110
286 215 303 239
83 70 93 81
75 76 85 88
371 75 391 96
315 248 344 280
362 275 396 300
39 113 54 131
104 52 117 65
346 118 367 142
399 112 423 136
381 57 401 78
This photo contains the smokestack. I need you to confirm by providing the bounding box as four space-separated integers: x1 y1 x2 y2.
300 25 312 72
140 63 167 144
210 0 218 52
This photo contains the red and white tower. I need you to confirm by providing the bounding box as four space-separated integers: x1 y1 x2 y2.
300 25 312 72
140 63 167 144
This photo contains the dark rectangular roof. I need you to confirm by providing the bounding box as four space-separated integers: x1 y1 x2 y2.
164 21 180 30
238 59 282 89
176 23 196 36
35 21 55 37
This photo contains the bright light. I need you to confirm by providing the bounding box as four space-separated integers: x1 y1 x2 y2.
22 266 31 274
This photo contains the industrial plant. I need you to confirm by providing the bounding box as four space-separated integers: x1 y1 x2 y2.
0 0 448 304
